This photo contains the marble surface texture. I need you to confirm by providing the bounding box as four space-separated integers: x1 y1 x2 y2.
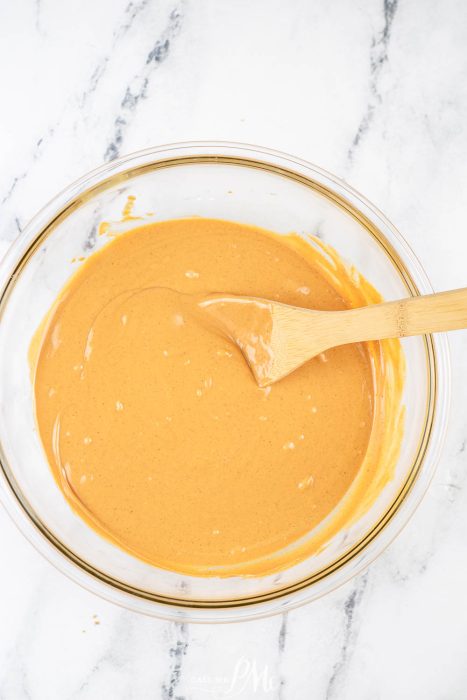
1 0 467 698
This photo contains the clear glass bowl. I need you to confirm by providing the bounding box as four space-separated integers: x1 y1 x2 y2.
0 142 450 622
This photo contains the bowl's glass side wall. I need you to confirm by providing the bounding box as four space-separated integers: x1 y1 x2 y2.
0 153 437 614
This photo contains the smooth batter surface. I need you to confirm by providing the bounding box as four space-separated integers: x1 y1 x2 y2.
32 218 380 576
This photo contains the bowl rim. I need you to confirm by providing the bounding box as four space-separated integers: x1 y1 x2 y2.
0 141 451 622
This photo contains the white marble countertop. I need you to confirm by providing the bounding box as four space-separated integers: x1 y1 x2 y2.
2 0 467 697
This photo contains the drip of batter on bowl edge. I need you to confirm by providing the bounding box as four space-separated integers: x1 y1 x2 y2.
29 217 405 577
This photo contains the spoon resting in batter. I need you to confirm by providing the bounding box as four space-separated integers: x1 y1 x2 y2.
201 287 467 386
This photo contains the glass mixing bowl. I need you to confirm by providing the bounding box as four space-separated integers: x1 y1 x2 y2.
0 142 450 622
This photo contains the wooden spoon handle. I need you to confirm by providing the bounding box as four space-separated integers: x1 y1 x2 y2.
339 287 467 344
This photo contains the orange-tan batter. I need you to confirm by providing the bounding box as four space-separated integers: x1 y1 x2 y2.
30 217 403 576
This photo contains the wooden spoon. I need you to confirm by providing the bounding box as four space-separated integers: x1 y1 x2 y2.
200 288 467 387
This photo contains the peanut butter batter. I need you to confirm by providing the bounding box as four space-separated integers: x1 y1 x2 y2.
31 218 403 576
